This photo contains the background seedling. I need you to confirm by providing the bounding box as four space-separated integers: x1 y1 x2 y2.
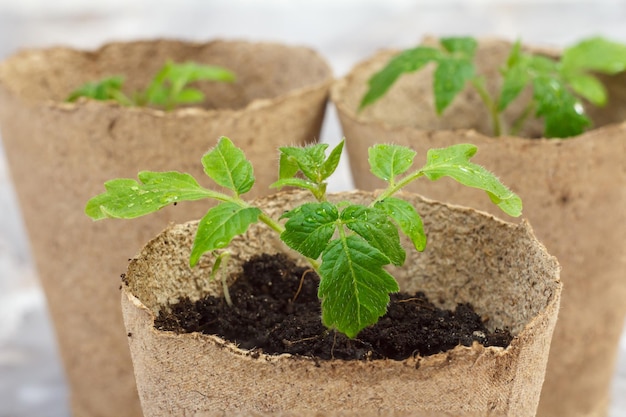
360 36 626 138
86 137 521 338
67 61 235 110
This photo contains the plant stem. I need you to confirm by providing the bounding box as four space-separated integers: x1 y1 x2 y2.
211 252 233 307
373 170 426 204
471 78 502 137
258 212 285 234
257 211 321 270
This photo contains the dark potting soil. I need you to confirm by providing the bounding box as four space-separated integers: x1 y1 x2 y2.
155 253 512 361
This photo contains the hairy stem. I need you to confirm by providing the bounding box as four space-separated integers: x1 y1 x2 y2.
373 170 426 204
257 212 285 234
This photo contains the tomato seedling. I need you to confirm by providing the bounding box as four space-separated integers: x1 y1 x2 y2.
86 137 521 338
360 36 626 138
67 61 235 110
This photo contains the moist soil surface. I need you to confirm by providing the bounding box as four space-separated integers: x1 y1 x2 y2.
156 253 512 361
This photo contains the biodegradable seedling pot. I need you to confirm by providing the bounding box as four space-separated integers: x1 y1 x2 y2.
331 38 626 417
0 39 332 417
121 190 561 417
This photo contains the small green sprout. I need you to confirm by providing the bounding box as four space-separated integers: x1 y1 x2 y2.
86 137 521 338
360 36 626 138
67 61 235 110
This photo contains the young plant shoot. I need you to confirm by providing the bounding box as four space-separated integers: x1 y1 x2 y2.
360 36 626 138
67 61 235 110
85 137 522 338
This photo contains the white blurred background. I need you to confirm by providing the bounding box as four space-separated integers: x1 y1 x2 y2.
0 1 624 416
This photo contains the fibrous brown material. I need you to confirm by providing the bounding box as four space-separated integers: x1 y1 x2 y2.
0 39 332 417
122 190 561 417
331 38 626 417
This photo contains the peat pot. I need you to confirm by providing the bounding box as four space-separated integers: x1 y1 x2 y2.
0 39 332 417
331 38 626 417
122 190 561 417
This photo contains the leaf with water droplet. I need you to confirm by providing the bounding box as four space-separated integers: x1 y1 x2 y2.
85 172 214 220
190 202 261 267
419 144 522 217
340 204 405 266
368 144 416 184
280 202 338 259
278 143 329 183
202 137 255 195
375 197 426 251
532 75 591 138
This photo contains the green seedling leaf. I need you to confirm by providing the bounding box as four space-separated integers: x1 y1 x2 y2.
143 61 235 109
499 63 529 111
500 52 561 113
554 38 619 107
434 57 476 114
375 197 426 251
533 76 591 138
278 152 300 180
279 143 329 182
270 178 318 193
66 76 133 105
71 61 234 110
274 141 344 200
369 144 416 184
165 61 236 84
174 89 205 104
85 171 214 220
318 235 399 338
562 37 626 75
498 41 530 111
190 202 261 267
161 61 235 86
360 46 442 109
420 144 522 217
341 204 405 266
527 55 559 74
362 35 626 138
566 74 607 106
86 132 523 340
361 37 477 115
508 54 592 137
320 140 344 180
436 37 478 115
440 37 478 56
280 202 338 259
202 137 255 195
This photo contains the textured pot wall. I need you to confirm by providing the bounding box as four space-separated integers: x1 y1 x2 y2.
122 190 561 417
331 38 626 417
0 39 332 417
